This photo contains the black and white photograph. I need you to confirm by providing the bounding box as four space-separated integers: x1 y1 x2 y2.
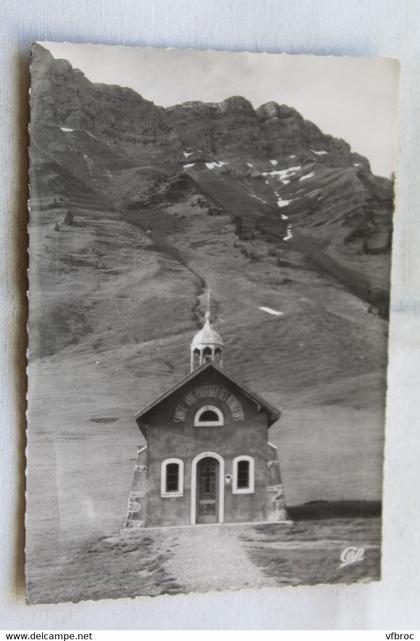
26 42 399 604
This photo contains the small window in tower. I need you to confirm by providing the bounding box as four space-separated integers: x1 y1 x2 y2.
161 458 184 497
202 346 212 362
194 405 224 427
233 456 255 494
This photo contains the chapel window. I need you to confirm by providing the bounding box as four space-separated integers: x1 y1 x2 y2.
166 463 179 492
232 456 255 494
161 459 184 497
194 405 224 427
237 460 250 489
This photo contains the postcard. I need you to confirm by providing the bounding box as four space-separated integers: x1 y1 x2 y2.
26 42 399 603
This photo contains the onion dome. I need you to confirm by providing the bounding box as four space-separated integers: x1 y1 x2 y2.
190 311 223 371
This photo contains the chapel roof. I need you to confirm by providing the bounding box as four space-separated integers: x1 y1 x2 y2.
135 360 281 427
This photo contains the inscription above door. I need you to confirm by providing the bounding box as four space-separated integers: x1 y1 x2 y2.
174 385 244 422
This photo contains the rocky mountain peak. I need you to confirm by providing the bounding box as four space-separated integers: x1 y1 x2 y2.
218 95 255 112
30 44 182 161
166 95 264 158
256 101 302 121
29 46 393 315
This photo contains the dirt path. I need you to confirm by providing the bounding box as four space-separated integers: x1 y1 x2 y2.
157 524 276 593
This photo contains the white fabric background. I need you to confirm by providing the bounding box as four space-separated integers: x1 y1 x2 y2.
1 0 419 629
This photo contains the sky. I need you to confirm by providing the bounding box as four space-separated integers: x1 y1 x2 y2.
43 42 399 177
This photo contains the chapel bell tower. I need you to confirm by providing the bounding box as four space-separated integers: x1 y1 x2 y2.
190 302 223 372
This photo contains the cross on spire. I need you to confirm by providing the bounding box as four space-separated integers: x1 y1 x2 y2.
205 288 211 321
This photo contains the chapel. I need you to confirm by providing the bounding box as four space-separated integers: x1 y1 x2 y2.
124 308 288 528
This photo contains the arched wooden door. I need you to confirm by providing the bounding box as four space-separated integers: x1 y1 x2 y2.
196 457 219 524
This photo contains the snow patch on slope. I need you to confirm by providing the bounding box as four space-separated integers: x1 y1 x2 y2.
307 189 320 198
262 166 301 181
283 225 293 241
300 171 314 181
205 161 228 169
274 188 292 210
277 197 292 208
251 194 268 204
258 306 284 316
